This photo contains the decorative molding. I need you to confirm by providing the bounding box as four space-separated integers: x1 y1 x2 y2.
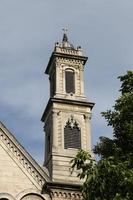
56 57 84 66
0 122 50 188
50 190 82 200
55 47 81 56
51 110 61 116
65 116 80 130
84 113 92 120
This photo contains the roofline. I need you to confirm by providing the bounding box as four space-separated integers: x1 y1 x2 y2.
41 97 95 122
0 121 50 183
45 52 88 74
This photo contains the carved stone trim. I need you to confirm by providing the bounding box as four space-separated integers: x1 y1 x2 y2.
50 190 82 200
55 47 81 56
56 57 84 66
84 113 92 120
0 123 49 187
65 116 80 130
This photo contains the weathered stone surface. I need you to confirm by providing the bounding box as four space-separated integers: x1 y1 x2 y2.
0 34 93 200
42 35 94 185
0 122 48 200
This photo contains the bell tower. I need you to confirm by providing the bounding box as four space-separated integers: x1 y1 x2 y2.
41 32 94 184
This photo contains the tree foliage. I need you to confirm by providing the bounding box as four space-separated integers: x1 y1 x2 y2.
71 71 133 200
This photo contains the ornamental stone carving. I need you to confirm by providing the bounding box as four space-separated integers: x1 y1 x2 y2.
50 190 82 200
0 124 49 188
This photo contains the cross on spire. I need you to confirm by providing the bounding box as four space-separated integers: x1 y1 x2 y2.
62 28 68 42
62 28 68 34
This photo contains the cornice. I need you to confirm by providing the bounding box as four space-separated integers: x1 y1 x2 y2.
43 182 82 200
44 182 81 191
41 97 95 122
45 51 88 74
50 191 82 199
56 57 85 66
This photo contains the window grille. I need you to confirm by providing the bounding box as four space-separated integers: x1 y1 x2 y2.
64 118 81 149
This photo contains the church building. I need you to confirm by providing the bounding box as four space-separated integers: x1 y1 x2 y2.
0 33 94 200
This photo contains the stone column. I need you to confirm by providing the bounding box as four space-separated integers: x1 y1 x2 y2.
52 111 58 150
55 63 60 94
80 67 84 95
84 113 92 151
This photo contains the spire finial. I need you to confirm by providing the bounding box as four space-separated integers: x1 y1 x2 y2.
62 28 68 42
63 28 68 34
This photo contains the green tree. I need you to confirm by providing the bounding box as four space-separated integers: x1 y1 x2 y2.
71 71 133 200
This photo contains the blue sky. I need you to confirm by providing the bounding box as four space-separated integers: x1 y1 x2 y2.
0 0 132 164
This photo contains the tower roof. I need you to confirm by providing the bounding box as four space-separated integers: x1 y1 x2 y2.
45 32 88 74
61 29 75 49
62 29 68 42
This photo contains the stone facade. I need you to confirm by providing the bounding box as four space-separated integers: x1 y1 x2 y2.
0 33 94 200
0 122 49 200
41 33 94 184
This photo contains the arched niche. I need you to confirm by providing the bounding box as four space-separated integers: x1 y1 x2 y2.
16 189 46 200
0 193 15 200
21 194 44 200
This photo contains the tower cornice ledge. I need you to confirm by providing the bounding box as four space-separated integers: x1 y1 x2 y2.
43 182 81 191
43 182 82 200
41 97 95 122
45 52 88 74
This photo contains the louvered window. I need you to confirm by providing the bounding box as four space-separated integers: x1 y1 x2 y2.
65 70 75 93
64 120 81 149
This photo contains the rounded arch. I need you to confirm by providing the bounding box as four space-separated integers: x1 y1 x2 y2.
0 193 15 200
21 194 44 200
16 189 46 200
65 68 75 72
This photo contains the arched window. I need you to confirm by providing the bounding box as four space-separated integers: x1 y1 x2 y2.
0 199 9 200
65 69 75 93
64 117 81 149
